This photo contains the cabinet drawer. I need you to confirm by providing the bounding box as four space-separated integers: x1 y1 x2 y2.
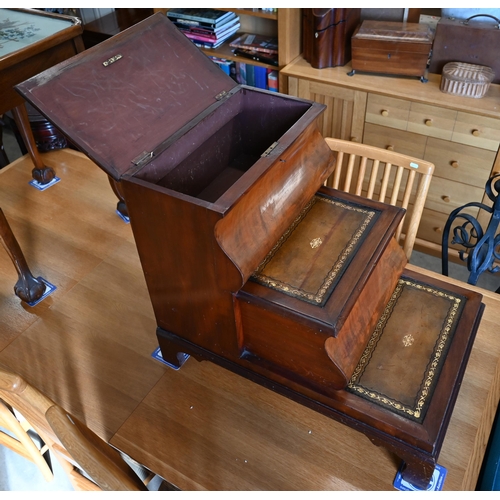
363 122 426 158
452 112 500 151
407 102 457 140
425 176 485 215
418 207 480 249
424 137 495 188
365 93 410 131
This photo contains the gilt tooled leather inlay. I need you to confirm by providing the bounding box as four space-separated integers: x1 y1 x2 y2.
310 237 323 249
251 194 377 306
347 277 465 422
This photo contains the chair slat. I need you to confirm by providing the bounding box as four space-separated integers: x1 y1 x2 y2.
366 159 379 199
343 153 356 192
355 156 367 196
390 165 404 206
379 163 392 202
332 151 343 189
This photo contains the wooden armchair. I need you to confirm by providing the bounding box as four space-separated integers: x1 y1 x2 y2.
324 138 435 260
0 365 175 491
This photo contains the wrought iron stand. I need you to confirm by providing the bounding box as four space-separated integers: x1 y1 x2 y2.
442 173 500 292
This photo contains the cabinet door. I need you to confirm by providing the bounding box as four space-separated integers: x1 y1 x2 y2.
287 77 366 142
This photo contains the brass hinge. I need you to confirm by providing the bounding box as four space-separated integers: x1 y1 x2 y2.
215 90 229 101
261 142 279 157
103 54 122 67
132 150 154 167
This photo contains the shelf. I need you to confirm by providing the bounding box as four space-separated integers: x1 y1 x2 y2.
200 33 278 70
217 8 277 21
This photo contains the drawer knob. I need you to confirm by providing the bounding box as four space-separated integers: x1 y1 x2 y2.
425 119 433 127
386 145 395 151
381 109 389 117
472 129 480 137
434 227 443 233
451 161 459 168
442 195 450 203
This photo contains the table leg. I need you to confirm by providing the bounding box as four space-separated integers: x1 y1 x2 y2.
369 435 435 489
0 117 10 168
0 208 46 303
108 176 129 218
12 104 55 185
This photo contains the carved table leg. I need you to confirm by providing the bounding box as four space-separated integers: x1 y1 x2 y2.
369 435 435 489
108 176 129 218
12 104 55 185
0 208 46 303
399 459 436 490
0 116 10 168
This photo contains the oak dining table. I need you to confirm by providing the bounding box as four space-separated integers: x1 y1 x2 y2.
0 148 498 491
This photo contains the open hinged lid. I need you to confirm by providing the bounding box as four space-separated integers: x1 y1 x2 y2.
15 12 236 180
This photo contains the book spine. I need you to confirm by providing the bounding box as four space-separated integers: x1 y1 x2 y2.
167 12 218 25
237 62 247 85
267 70 278 92
246 64 255 87
254 65 267 90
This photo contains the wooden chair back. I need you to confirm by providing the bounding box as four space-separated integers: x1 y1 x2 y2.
0 365 147 491
324 138 435 259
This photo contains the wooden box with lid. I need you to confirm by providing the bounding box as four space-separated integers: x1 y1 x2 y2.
350 20 433 81
16 12 484 489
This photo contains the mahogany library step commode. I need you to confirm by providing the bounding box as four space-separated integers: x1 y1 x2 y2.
16 13 484 489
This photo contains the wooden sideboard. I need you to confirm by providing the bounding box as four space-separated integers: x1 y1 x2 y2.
281 57 500 259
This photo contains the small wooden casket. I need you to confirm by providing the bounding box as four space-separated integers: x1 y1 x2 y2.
16 12 484 489
350 20 433 81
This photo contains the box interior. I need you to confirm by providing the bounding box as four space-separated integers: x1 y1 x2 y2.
135 88 311 203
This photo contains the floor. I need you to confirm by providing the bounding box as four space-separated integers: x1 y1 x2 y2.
0 438 74 491
0 122 498 491
1 127 73 491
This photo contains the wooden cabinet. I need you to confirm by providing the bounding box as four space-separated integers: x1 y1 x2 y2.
154 8 301 91
287 77 366 143
282 57 500 258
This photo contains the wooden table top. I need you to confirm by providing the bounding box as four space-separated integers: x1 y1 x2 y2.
1 149 499 491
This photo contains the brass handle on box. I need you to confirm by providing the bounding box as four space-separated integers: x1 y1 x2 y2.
451 161 459 168
442 195 450 203
425 119 433 126
381 110 389 117
472 129 480 137
386 145 395 151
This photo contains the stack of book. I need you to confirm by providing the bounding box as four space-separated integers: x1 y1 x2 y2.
167 8 240 49
229 33 279 66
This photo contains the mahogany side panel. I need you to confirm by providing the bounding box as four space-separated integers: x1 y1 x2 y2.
121 179 239 355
